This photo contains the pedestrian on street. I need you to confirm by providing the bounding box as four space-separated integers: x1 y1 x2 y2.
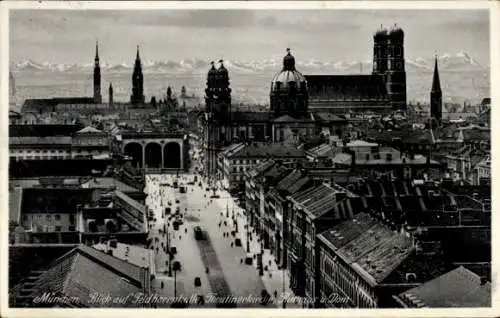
231 242 234 247
274 291 278 299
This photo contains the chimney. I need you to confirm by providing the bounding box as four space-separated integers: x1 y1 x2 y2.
480 277 488 286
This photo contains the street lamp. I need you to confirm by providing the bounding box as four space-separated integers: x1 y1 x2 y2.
166 225 172 277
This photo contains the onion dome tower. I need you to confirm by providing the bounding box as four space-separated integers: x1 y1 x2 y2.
373 25 389 75
214 59 232 122
205 61 217 112
270 48 308 118
386 24 407 110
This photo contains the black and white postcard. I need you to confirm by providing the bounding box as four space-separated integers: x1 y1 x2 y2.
1 1 497 317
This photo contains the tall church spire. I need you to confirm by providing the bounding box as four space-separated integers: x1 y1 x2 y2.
93 40 102 104
95 40 99 62
109 82 113 107
430 55 442 124
431 56 442 93
131 45 145 105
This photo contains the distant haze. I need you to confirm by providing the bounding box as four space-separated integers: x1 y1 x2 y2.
9 9 490 107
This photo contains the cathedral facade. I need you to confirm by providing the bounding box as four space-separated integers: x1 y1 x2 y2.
202 25 409 179
307 24 407 113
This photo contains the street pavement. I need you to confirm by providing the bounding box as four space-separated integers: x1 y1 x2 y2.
141 140 300 308
145 174 213 308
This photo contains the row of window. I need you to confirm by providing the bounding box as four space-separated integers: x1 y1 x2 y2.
232 159 262 165
320 253 375 308
11 149 105 155
24 214 63 221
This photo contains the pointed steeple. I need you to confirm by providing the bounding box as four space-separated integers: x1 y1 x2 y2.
93 41 102 104
430 54 442 124
136 45 141 61
431 56 441 93
95 40 99 62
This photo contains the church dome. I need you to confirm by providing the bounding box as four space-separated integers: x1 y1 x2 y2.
389 24 404 39
373 26 388 41
217 60 228 75
271 49 307 93
207 61 217 77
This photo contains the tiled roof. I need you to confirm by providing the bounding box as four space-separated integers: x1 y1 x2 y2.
76 126 104 134
228 142 305 159
92 243 151 269
115 190 146 215
313 112 347 123
290 183 341 218
220 143 246 157
230 111 271 122
396 266 490 307
319 212 378 250
342 225 412 283
323 214 414 284
247 159 276 179
364 127 433 144
307 143 335 158
9 136 73 145
276 170 308 194
347 140 379 147
273 114 314 123
14 245 149 307
331 153 352 165
81 178 140 193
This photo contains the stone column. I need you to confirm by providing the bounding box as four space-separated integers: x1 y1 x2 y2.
141 143 145 169
179 141 183 170
161 143 165 168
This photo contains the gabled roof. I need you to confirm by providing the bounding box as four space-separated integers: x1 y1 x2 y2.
247 159 276 179
12 245 149 307
273 114 314 123
337 220 414 284
226 142 305 159
314 112 348 123
395 266 490 307
289 183 342 219
76 126 103 134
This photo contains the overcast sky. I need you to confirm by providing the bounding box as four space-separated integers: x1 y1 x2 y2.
10 9 490 64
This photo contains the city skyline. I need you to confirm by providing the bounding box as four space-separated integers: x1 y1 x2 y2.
10 9 490 66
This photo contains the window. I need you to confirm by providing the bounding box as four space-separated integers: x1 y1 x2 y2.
55 226 62 232
55 215 61 221
46 215 52 221
68 226 75 231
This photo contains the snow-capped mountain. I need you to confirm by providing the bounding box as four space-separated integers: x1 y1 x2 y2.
11 52 487 75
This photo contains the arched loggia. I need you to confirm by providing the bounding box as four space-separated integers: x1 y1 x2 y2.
124 142 143 168
145 142 162 168
163 142 181 169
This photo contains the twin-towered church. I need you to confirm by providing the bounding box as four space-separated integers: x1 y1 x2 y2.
21 25 442 131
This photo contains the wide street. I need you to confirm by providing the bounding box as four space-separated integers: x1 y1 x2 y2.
142 142 290 308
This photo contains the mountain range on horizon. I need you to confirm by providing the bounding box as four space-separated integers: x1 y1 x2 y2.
10 51 487 75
